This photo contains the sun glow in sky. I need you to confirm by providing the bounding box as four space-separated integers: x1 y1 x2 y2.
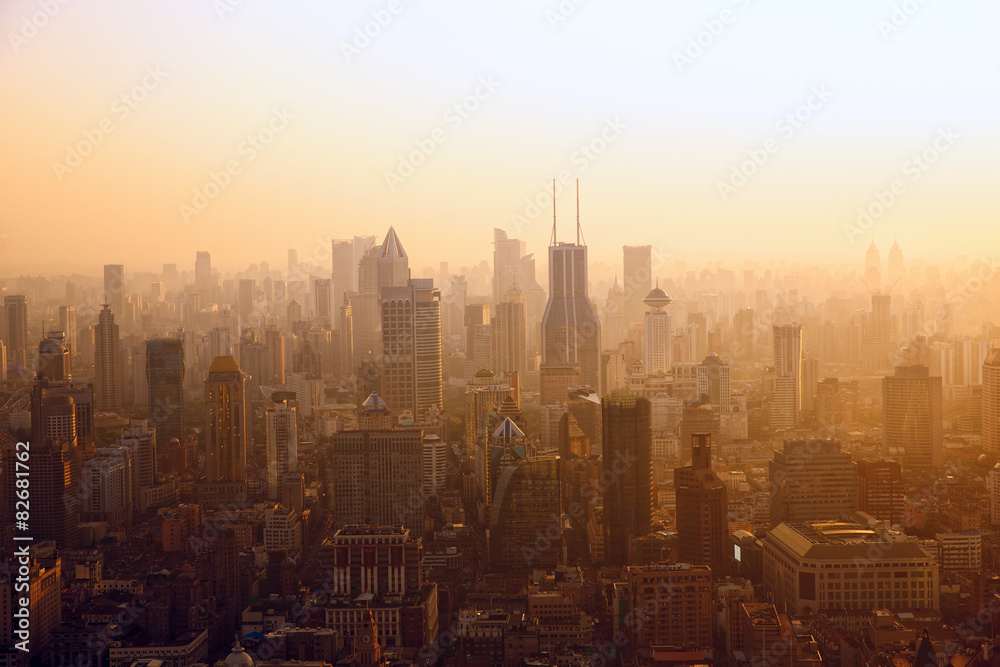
1 0 998 274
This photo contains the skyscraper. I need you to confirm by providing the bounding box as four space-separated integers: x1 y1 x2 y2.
865 240 880 290
238 328 268 400
103 264 125 326
675 433 729 575
490 456 562 572
883 364 943 469
146 338 184 451
857 458 904 524
331 238 354 313
493 227 526 305
492 284 527 378
195 251 212 287
770 324 802 430
888 238 904 286
313 277 332 324
266 393 297 500
982 349 1000 455
602 394 653 566
4 295 27 373
377 226 410 289
94 304 121 413
238 278 257 326
266 328 285 384
58 305 77 359
642 284 672 374
204 356 250 483
769 439 858 527
733 307 755 361
381 279 442 419
623 244 652 331
541 182 601 390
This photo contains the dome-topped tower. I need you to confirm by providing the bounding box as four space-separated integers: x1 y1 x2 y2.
642 284 672 310
643 281 672 375
224 639 254 667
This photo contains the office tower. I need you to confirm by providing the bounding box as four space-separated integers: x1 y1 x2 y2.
238 328 268 400
146 338 184 452
769 439 857 527
209 326 232 361
493 227 526 305
4 294 27 372
675 433 729 575
733 307 755 361
626 564 712 648
679 401 717 463
25 398 81 549
763 520 938 613
642 284 672 374
623 244 652 330
338 298 355 376
489 456 561 571
857 458 904 524
864 239 880 290
422 433 447 498
103 264 125 326
117 419 157 511
688 311 709 362
800 353 818 416
441 274 468 340
266 328 285 384
38 333 71 382
59 305 77 357
862 290 896 372
464 303 492 377
465 369 520 494
983 349 1000 454
492 284 527 378
602 394 653 566
353 233 376 274
195 250 211 285
313 278 332 324
888 238 904 285
697 352 730 408
94 304 121 413
81 446 132 528
287 248 298 275
204 356 250 483
541 185 601 389
330 427 423 531
738 604 823 667
603 277 625 352
883 364 943 469
238 278 256 326
381 279 442 420
770 324 802 430
266 393 297 500
331 238 354 312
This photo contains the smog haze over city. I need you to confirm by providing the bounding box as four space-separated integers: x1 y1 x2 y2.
2 2 1000 667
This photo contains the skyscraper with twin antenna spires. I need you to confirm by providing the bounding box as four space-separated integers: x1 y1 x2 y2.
541 180 601 392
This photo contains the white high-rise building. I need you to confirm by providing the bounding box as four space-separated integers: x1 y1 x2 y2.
422 433 447 498
983 349 1000 455
770 324 802 430
642 285 672 375
381 278 442 419
266 396 298 500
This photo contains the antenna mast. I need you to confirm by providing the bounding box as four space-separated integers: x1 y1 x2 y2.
549 178 557 246
575 178 586 246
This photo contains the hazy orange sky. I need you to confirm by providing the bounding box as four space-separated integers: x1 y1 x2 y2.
1 0 998 275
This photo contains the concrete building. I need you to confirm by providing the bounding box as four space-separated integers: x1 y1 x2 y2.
769 439 857 528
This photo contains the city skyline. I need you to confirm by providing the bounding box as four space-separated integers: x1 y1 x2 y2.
2 1 998 274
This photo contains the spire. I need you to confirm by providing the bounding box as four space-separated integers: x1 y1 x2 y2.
549 178 557 246
575 178 586 246
379 226 407 260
